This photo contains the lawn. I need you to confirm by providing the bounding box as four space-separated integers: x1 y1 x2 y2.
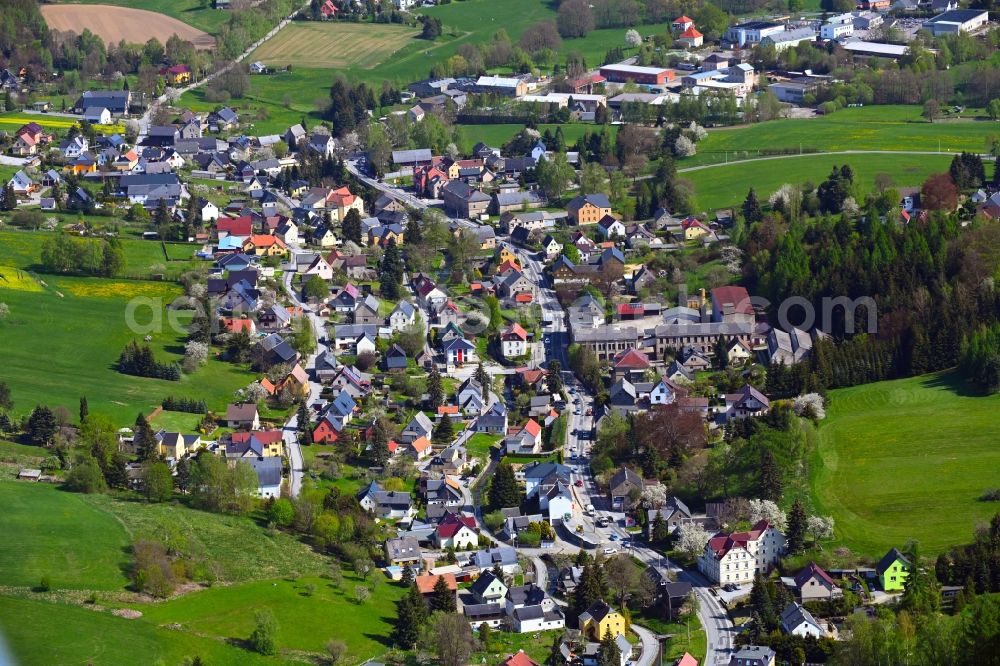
456 122 618 154
0 480 132 590
465 432 501 460
635 609 706 664
250 21 421 69
811 371 1000 557
150 409 203 432
0 596 285 666
684 105 1000 168
682 152 955 211
137 574 404 661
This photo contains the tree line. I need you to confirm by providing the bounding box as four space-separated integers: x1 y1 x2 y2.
118 341 182 381
40 235 125 278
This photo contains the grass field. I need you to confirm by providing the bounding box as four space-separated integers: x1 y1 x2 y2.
811 371 1000 557
136 574 404 661
456 122 618 153
0 481 131 590
251 22 420 69
150 409 203 432
683 152 955 211
465 432 501 460
687 105 1000 168
51 0 231 36
0 596 286 666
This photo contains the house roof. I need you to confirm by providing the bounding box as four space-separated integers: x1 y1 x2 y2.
415 573 457 594
522 418 542 437
580 599 617 623
876 547 910 575
680 26 703 38
502 651 541 666
470 570 506 596
436 512 477 538
610 466 643 491
706 520 775 559
613 348 651 370
794 562 834 589
781 601 822 633
249 456 282 487
226 403 258 421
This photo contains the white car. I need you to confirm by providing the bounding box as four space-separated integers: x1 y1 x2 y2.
603 547 618 555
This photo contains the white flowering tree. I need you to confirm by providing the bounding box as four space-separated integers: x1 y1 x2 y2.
625 29 643 47
793 393 826 420
807 515 835 541
675 135 696 157
641 484 667 509
687 121 707 141
749 499 787 531
183 341 209 373
675 523 711 559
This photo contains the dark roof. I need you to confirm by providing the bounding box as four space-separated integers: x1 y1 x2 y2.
581 599 615 623
249 456 282 487
876 548 910 575
469 571 504 596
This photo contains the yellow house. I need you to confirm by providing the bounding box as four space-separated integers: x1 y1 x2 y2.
681 217 711 241
276 364 310 398
227 431 284 458
243 234 289 257
498 246 517 265
579 600 627 641
447 159 483 180
161 65 192 85
568 194 612 225
157 432 202 459
64 155 98 175
327 186 366 223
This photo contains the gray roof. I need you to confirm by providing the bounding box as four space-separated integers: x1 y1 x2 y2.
249 456 282 487
385 536 422 560
392 148 433 164
780 602 822 633
494 190 545 206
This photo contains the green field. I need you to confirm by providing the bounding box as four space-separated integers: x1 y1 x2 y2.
0 596 285 666
683 152 955 211
457 122 618 153
251 21 421 69
53 0 231 35
687 105 1000 168
811 372 1000 557
0 481 131 590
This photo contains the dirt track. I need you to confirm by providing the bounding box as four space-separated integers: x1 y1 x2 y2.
40 4 215 49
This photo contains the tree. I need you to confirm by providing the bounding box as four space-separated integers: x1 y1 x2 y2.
520 21 563 53
786 498 807 554
434 413 455 446
807 515 835 541
427 366 444 410
674 135 696 157
370 417 391 466
432 574 457 613
749 574 778 631
921 172 958 211
0 381 13 413
342 208 363 244
133 412 158 461
79 396 89 424
27 405 57 445
429 612 476 666
535 152 575 200
380 241 403 299
478 622 492 650
267 497 295 527
325 639 347 665
651 511 669 544
557 0 594 38
605 554 638 608
291 316 317 356
393 583 428 648
249 609 278 655
742 188 763 224
988 98 1000 121
142 461 173 502
65 453 108 494
923 98 940 122
303 275 328 302
748 499 787 531
759 448 782 501
675 523 711 559
546 360 563 393
488 462 523 509
625 29 642 47
597 629 621 666
0 184 16 211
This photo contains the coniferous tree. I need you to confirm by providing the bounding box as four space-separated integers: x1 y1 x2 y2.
759 448 782 502
742 187 762 224
597 631 621 666
133 412 158 461
342 208 363 244
427 366 444 410
392 583 427 648
26 405 57 445
380 240 403 300
434 413 454 446
79 396 89 424
786 499 807 554
370 419 390 466
431 574 457 613
488 462 523 510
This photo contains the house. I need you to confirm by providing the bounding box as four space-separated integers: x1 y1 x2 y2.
388 300 417 331
59 136 89 159
609 467 644 510
765 327 813 365
83 107 112 124
434 512 479 549
650 377 689 405
312 417 343 444
209 107 239 131
728 646 775 666
497 271 535 303
385 537 423 566
597 216 626 240
698 520 785 585
225 403 260 429
7 170 36 196
500 322 529 359
877 547 910 592
353 294 382 325
786 562 840 601
357 482 415 519
443 337 477 368
442 180 491 219
492 189 546 215
724 385 770 420
579 600 627 640
303 255 334 281
423 476 463 506
471 546 519 575
160 64 192 85
780 602 824 638
677 25 704 48
384 344 409 371
249 456 283 498
674 654 699 666
470 571 509 603
155 431 202 459
243 234 289 257
612 349 651 382
567 194 612 225
646 497 693 536
401 412 434 444
502 652 541 666
415 573 457 598
73 90 130 116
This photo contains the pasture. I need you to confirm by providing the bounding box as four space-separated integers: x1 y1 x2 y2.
682 152 955 211
811 372 1000 556
687 105 1000 168
40 4 215 49
250 22 421 69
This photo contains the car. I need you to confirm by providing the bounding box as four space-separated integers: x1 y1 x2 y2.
586 408 593 416
575 479 583 487
722 583 738 592
621 540 632 548
575 409 581 415
609 534 619 541
603 547 618 555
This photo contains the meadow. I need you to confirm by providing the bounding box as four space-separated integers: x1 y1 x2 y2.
687 105 1000 168
682 152 955 211
0 230 253 424
251 22 420 69
811 372 1000 557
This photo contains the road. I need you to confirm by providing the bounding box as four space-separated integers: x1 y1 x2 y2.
505 240 736 666
279 250 328 497
346 160 428 209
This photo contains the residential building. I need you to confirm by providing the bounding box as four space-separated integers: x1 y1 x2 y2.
725 21 784 47
599 64 674 85
608 467 643 510
578 600 627 640
780 602 824 638
384 537 423 566
567 193 613 225
501 322 529 359
728 646 776 666
724 385 770 420
785 562 841 602
877 547 910 592
698 520 785 585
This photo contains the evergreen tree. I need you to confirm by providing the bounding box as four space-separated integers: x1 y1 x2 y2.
427 366 444 410
546 360 563 393
434 413 454 446
370 419 390 466
392 583 427 648
491 563 505 583
133 412 158 461
0 184 16 211
714 335 729 370
431 574 457 613
749 574 778 632
26 405 57 445
342 208 363 244
573 562 605 618
759 448 782 502
597 629 621 666
380 241 403 299
488 462 523 510
474 363 490 396
296 400 310 434
175 457 192 492
401 564 416 586
901 542 940 616
549 633 567 666
742 187 762 224
786 498 807 554
79 396 89 424
651 511 669 544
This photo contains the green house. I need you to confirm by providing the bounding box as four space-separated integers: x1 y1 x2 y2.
876 547 911 592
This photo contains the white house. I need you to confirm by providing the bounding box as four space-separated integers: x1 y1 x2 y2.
389 300 417 331
249 457 282 498
434 513 479 549
649 378 684 405
500 322 529 358
84 107 112 124
780 602 825 638
276 220 299 245
541 235 563 259
200 200 220 222
303 255 334 281
724 384 770 420
597 217 626 240
698 520 785 585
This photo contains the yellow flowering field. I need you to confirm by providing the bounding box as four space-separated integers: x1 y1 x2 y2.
56 277 182 301
0 266 42 292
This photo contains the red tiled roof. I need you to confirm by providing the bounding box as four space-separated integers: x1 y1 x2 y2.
680 26 703 38
503 322 528 341
514 293 533 303
503 652 541 666
216 216 253 236
522 419 542 437
614 348 651 369
676 653 698 666
410 435 432 454
415 573 456 594
706 520 773 559
674 15 693 23
231 430 283 445
436 513 477 538
221 317 255 333
711 285 753 316
617 303 645 315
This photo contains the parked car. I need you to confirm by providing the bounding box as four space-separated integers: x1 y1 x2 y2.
575 479 583 487
722 583 738 592
603 547 618 555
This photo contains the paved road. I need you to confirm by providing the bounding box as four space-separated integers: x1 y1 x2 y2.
346 160 428 209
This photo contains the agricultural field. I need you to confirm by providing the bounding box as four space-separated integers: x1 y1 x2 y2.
686 105 1000 168
0 112 79 133
42 2 220 46
811 372 1000 557
250 22 421 70
682 152 955 211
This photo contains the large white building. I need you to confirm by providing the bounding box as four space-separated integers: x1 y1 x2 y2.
698 520 785 585
725 20 785 47
923 9 988 35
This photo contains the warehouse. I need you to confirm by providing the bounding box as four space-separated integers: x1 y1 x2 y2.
599 64 675 86
923 9 988 35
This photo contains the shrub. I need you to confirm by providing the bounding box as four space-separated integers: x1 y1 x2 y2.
38 576 52 592
980 488 1000 502
249 609 278 655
